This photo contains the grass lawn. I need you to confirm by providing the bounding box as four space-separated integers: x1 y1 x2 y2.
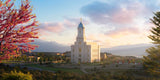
25 64 83 74
1 61 23 64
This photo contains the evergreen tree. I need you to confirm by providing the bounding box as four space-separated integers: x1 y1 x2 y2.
143 12 160 75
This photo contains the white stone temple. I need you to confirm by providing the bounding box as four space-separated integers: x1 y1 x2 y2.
71 21 100 63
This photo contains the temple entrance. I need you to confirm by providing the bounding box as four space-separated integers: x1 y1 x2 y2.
78 58 81 64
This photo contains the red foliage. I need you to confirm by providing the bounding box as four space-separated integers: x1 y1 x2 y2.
0 0 38 61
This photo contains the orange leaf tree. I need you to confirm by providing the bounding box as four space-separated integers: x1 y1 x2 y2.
0 0 38 61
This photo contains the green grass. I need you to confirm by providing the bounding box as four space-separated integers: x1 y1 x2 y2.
83 62 101 66
25 64 83 74
1 61 23 64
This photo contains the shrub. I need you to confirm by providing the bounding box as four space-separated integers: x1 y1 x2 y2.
116 64 119 67
1 70 32 80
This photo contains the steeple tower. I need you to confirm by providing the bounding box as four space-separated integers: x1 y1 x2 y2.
76 19 86 42
71 18 100 63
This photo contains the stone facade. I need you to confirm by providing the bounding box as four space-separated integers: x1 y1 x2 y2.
71 21 100 63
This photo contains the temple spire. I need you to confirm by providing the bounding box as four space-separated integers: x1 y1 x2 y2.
80 18 82 22
77 18 86 42
78 18 84 28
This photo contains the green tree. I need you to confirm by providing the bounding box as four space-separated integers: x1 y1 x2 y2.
22 55 27 62
143 12 160 75
39 57 43 64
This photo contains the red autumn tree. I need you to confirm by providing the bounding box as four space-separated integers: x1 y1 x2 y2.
0 0 38 61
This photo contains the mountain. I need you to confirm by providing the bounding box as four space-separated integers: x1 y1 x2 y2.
102 44 154 57
32 39 154 57
32 39 70 52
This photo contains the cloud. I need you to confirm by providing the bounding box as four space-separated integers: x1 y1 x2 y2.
64 17 90 27
81 0 160 24
38 17 90 42
80 0 160 45
39 17 89 33
105 27 140 38
81 1 114 24
39 22 64 33
32 39 70 52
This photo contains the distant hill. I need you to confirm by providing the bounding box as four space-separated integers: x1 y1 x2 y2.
102 44 154 57
32 39 154 57
32 39 70 52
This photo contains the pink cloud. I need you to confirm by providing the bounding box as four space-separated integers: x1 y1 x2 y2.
39 22 64 33
81 1 155 24
64 17 90 27
111 2 145 24
39 18 89 33
64 19 76 27
111 9 136 24
38 18 90 41
38 29 50 36
46 23 64 33
105 27 140 38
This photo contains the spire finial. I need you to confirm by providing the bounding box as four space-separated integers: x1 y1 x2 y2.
80 18 82 22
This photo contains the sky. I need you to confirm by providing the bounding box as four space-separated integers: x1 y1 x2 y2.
15 0 160 53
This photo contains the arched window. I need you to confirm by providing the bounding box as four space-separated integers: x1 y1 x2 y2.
79 48 81 52
79 54 81 57
79 42 81 45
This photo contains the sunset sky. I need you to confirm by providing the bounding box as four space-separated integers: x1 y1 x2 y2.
16 0 160 50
